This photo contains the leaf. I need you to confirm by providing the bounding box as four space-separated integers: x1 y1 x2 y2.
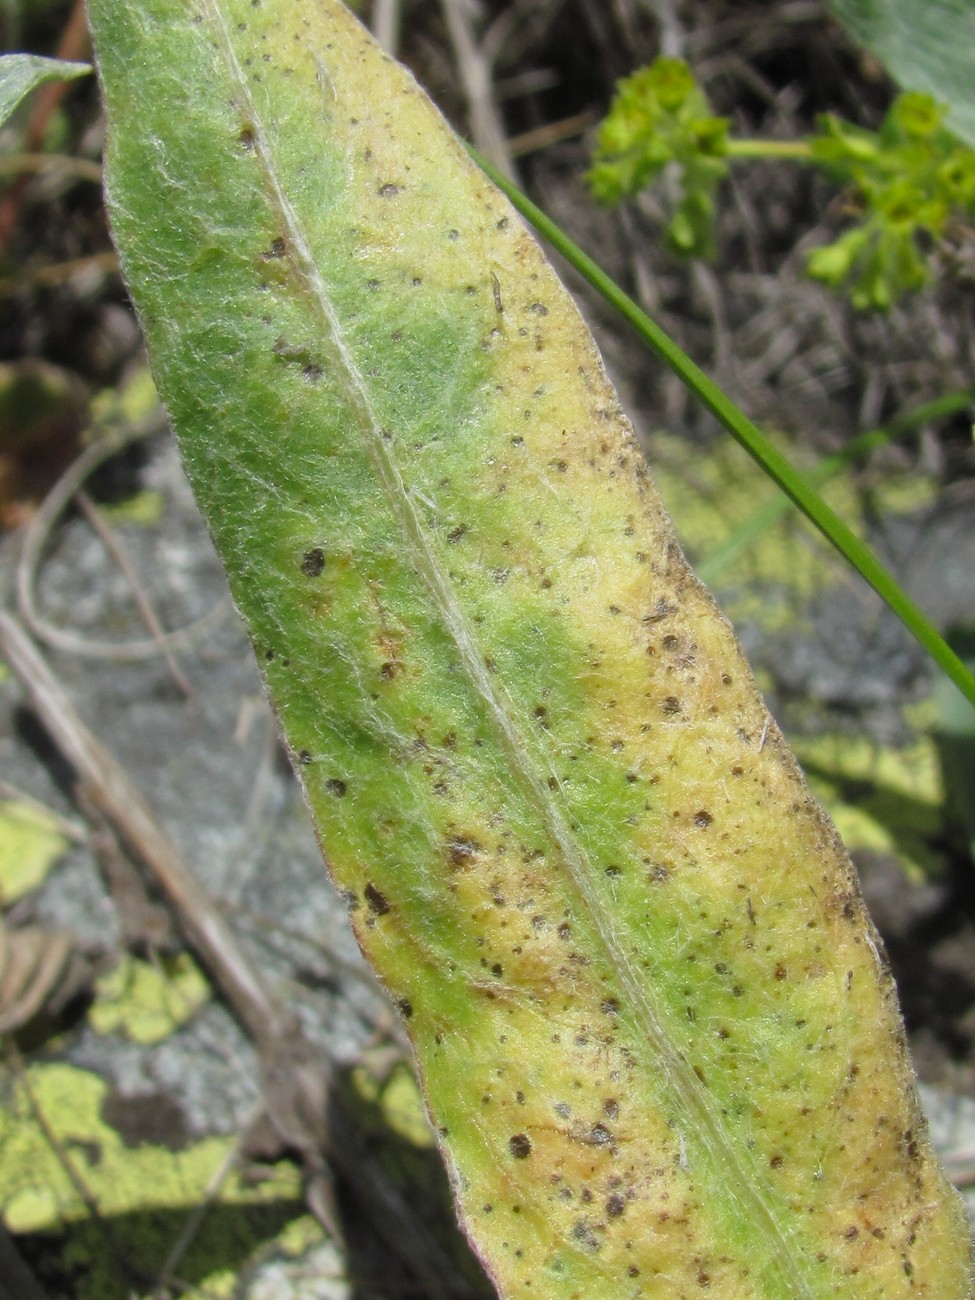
829 0 975 147
87 0 974 1295
0 54 91 131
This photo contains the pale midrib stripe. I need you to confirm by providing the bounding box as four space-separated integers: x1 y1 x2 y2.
199 4 817 1294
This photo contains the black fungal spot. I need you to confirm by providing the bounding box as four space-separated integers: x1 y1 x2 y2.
364 883 390 916
447 228 459 240
601 997 620 1016
661 696 681 715
325 778 347 797
694 810 713 828
530 302 548 315
378 182 401 197
302 363 323 383
448 836 480 867
447 525 467 543
557 923 571 940
586 1123 612 1146
509 1133 532 1159
570 1219 601 1252
300 547 325 577
238 126 256 150
297 750 312 765
398 999 413 1019
603 1099 619 1119
606 1194 626 1218
261 236 286 260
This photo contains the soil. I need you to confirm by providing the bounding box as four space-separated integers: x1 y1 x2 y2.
1 0 975 1296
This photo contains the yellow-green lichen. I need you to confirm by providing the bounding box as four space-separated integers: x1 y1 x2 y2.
0 800 69 904
646 427 860 623
88 365 159 429
100 488 165 526
88 953 211 1044
351 1056 435 1149
794 732 946 878
1 1062 306 1299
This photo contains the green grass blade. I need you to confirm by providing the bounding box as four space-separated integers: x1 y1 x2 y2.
473 151 975 713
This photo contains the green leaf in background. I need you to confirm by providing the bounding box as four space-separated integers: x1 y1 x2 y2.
0 53 90 130
829 0 975 147
87 0 973 1295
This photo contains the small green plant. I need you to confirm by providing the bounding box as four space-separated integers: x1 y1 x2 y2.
588 56 975 310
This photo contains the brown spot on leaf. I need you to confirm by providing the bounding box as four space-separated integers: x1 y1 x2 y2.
447 836 480 868
364 883 390 915
300 547 325 577
509 1133 532 1159
570 1219 601 1252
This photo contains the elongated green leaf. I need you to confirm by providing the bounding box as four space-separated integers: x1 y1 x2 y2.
0 54 90 130
829 0 975 146
87 1 974 1295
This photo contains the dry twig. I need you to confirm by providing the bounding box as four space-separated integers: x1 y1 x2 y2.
16 415 229 663
440 0 517 181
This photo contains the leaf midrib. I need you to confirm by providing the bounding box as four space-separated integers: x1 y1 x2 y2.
197 3 819 1293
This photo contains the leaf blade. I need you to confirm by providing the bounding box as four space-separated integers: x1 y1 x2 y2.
0 54 90 130
88 1 973 1295
829 0 975 146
